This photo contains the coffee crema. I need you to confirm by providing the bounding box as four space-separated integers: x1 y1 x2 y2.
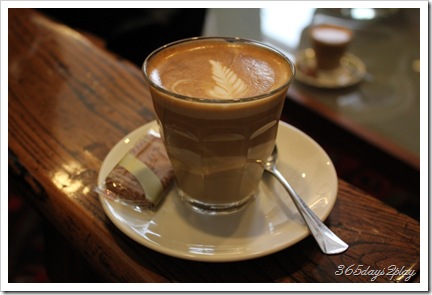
146 39 292 100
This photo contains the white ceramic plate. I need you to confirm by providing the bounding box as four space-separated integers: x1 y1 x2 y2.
98 120 338 262
295 48 367 89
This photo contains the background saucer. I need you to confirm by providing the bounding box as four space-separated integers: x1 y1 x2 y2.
295 48 367 88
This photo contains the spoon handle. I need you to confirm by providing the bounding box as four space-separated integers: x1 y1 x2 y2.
271 168 349 254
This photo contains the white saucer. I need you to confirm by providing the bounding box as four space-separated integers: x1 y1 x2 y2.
98 120 338 262
295 48 367 89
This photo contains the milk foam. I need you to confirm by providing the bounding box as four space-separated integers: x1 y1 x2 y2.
312 27 351 44
208 60 248 99
146 40 292 100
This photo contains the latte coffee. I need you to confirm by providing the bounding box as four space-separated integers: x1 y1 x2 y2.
143 37 295 214
310 24 353 70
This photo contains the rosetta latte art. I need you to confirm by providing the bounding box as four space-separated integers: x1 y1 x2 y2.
147 39 292 101
208 60 248 99
170 60 249 99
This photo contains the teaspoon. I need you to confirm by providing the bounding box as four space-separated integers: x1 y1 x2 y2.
262 146 348 254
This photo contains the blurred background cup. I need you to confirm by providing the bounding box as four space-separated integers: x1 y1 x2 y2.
310 24 353 70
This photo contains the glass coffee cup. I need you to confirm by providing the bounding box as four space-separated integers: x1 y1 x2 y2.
142 37 295 214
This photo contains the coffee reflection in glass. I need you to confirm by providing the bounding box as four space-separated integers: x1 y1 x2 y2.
142 37 295 214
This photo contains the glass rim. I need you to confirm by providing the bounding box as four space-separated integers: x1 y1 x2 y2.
142 36 296 104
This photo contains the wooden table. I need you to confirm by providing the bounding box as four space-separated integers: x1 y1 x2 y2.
8 9 421 286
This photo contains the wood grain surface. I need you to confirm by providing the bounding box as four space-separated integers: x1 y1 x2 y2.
8 9 420 284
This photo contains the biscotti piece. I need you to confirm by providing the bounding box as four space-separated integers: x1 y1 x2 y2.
103 132 173 210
